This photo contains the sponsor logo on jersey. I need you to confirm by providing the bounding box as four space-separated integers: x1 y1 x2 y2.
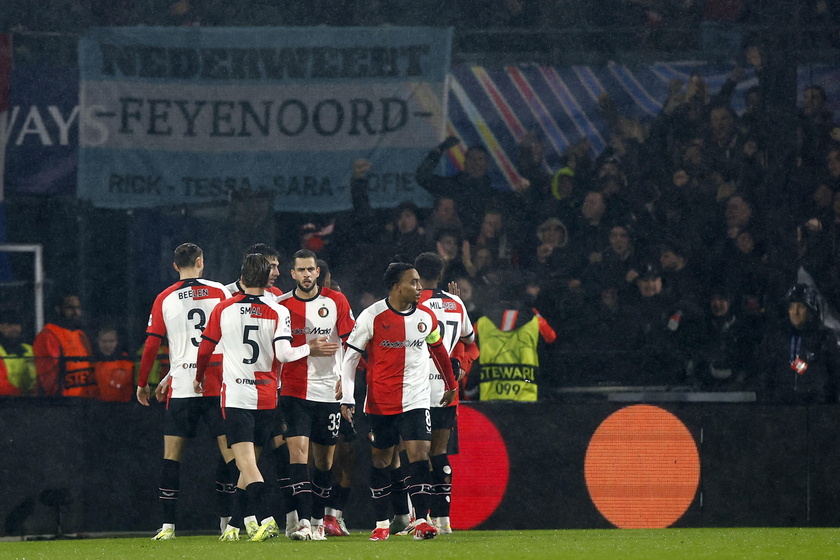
181 362 197 369
240 306 264 316
318 306 329 318
234 378 273 385
291 326 332 336
417 321 427 333
379 339 424 349
178 288 209 300
429 300 457 310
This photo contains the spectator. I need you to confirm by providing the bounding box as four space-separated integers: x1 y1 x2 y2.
625 263 690 385
737 85 769 147
423 195 464 244
380 201 430 265
704 104 744 184
93 325 134 402
33 294 96 398
521 218 585 287
415 137 503 237
468 280 556 401
798 188 840 311
710 225 771 313
798 85 835 170
471 208 512 265
433 229 469 282
583 224 641 299
683 288 758 390
658 240 707 308
573 190 612 262
0 312 36 396
759 284 840 404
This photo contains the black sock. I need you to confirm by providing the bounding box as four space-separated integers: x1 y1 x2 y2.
311 468 332 521
430 454 452 518
216 457 236 518
246 481 268 522
331 485 351 512
289 463 312 521
407 460 433 520
370 466 391 522
389 465 410 516
229 487 244 529
158 459 180 525
272 445 293 515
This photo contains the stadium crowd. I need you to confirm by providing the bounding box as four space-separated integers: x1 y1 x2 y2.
3 47 840 404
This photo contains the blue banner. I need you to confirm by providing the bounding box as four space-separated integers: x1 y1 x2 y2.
3 65 79 196
77 26 452 211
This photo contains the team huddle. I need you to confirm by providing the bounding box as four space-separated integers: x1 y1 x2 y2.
135 242 477 542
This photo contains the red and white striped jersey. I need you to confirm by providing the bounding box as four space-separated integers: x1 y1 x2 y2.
343 299 440 415
275 287 355 402
201 293 292 410
419 289 475 408
146 278 231 399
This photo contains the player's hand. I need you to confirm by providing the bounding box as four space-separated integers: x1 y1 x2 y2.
447 281 460 297
136 385 151 406
512 176 531 193
353 158 372 179
341 404 354 423
439 135 460 151
309 337 340 357
193 379 204 394
440 389 457 407
335 379 343 401
154 376 170 402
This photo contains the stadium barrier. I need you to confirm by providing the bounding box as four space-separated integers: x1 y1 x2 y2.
0 398 837 537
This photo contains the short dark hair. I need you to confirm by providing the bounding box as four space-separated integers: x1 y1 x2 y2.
241 253 271 289
316 259 331 286
414 252 444 281
245 243 280 260
384 262 415 291
174 243 202 269
293 249 317 263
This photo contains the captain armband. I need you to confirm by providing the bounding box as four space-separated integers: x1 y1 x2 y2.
425 326 442 345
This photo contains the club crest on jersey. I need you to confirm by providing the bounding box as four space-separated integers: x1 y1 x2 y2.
318 306 329 318
417 321 427 333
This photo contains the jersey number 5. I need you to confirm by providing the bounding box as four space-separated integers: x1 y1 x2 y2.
242 325 260 364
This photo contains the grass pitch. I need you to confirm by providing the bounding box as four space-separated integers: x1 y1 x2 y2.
1 528 838 560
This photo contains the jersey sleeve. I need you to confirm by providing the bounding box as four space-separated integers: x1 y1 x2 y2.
454 294 476 343
345 308 373 354
201 302 224 344
146 291 169 338
334 292 356 340
273 305 293 342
